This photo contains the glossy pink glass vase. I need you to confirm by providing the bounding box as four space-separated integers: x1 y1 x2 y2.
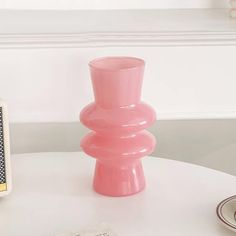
80 57 156 197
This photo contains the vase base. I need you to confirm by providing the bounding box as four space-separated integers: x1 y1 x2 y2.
93 160 145 197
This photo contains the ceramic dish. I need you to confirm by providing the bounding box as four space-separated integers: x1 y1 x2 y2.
216 195 236 232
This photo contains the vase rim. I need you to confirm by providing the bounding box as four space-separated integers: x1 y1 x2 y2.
89 56 145 71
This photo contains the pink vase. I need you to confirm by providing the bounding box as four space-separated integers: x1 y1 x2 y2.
80 57 156 197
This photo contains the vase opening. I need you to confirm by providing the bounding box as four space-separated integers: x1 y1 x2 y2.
89 57 144 71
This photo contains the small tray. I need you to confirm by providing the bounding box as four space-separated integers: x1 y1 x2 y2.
216 195 236 232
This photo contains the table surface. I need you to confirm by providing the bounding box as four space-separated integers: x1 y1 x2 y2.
1 152 236 236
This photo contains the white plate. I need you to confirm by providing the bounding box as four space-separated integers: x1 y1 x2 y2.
216 195 236 232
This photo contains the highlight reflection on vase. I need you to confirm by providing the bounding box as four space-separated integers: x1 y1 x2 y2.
80 57 156 197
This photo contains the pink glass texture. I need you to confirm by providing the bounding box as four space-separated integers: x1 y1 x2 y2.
80 57 156 197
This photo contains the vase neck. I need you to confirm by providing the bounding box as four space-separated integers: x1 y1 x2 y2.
90 67 144 109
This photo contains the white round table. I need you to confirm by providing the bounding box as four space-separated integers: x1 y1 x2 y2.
1 152 236 236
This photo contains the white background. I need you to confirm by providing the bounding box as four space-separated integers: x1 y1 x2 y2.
0 0 228 9
0 46 236 123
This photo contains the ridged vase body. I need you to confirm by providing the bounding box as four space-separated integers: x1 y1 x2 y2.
80 57 156 197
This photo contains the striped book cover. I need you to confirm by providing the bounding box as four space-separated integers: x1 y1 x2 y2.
0 101 11 196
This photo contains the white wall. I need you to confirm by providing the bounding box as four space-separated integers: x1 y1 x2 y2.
0 0 228 9
0 46 236 123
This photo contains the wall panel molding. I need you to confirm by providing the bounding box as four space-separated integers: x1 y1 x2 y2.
0 9 236 48
2 31 236 49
